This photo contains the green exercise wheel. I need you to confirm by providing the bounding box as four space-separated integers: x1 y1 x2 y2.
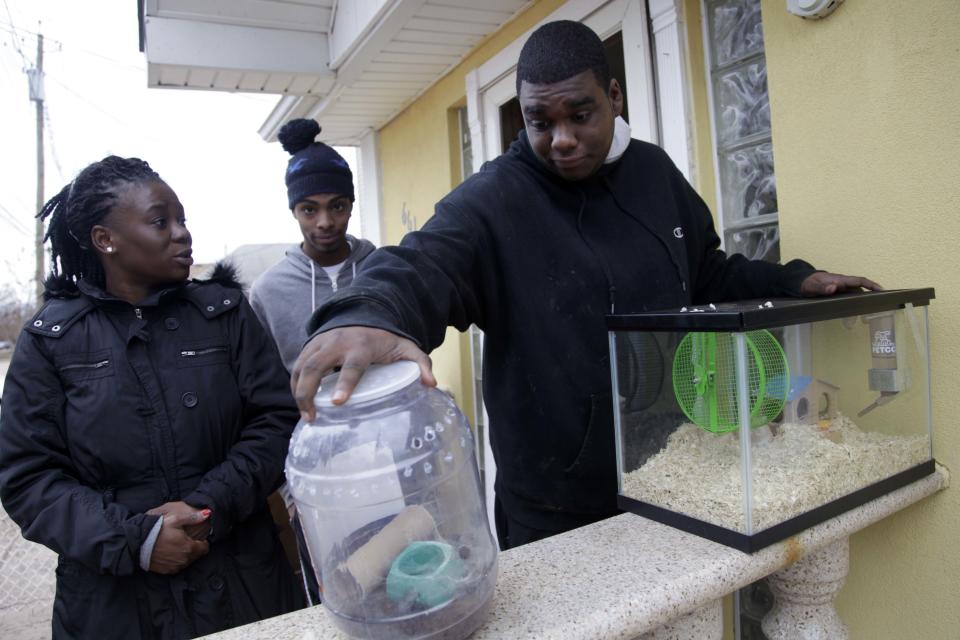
672 330 789 434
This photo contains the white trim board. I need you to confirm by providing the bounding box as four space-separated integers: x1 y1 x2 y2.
358 129 384 246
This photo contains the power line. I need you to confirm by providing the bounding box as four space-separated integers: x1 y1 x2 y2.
0 215 30 237
0 202 31 227
43 71 170 145
0 38 22 83
1 18 279 105
44 72 134 129
53 42 144 73
0 202 31 236
0 1 29 67
0 18 60 43
0 4 46 303
0 21 144 73
0 17 62 50
2 18 280 108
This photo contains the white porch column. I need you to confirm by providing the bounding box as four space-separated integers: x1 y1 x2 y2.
357 128 383 247
761 538 850 639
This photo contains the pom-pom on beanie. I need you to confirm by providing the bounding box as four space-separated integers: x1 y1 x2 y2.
278 119 354 209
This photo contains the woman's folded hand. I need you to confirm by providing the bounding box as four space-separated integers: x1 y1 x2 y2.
148 501 212 541
147 506 212 574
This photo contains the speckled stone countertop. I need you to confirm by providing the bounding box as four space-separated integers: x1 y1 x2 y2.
202 466 948 640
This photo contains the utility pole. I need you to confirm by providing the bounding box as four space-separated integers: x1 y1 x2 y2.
28 32 44 304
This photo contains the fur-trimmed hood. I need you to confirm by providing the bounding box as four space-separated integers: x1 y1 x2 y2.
42 260 242 301
199 261 243 290
42 272 83 301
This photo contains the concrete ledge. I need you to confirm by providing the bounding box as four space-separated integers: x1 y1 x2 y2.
202 466 948 639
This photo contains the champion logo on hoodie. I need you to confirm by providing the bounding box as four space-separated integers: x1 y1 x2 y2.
673 227 684 239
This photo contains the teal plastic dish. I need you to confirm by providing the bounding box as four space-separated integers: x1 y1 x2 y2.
386 541 466 607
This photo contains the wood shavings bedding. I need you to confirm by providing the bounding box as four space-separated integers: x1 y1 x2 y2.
621 414 930 532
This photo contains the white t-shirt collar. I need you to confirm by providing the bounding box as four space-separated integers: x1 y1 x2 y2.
604 116 632 164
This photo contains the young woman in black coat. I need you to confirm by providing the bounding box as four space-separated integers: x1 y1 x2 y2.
0 156 305 638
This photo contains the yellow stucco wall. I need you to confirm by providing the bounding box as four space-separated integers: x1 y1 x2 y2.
761 0 960 636
377 0 567 424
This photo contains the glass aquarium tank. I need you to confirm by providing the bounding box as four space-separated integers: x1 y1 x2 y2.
286 361 498 638
607 289 935 552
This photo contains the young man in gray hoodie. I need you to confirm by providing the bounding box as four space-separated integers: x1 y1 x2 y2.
250 118 376 372
250 118 377 604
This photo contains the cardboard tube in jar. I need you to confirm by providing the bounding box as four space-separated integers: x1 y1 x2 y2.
343 505 438 595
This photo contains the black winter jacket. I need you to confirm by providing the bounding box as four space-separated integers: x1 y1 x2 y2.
0 266 303 638
308 134 815 530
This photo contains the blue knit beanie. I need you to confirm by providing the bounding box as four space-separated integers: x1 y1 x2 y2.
278 119 354 209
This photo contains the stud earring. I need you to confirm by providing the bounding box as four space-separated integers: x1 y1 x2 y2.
106 247 114 253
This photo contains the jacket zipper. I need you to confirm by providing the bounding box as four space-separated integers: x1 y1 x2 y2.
180 346 228 357
134 308 143 320
60 359 111 372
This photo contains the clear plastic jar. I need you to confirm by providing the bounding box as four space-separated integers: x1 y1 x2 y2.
286 361 498 639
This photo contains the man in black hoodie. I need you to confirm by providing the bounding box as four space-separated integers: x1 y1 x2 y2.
289 21 879 549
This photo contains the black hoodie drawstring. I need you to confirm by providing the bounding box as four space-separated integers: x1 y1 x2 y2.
602 174 688 294
574 188 619 313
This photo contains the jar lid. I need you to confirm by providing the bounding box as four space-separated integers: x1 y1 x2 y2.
315 361 421 407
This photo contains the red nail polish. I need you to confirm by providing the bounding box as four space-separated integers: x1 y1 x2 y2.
201 509 211 519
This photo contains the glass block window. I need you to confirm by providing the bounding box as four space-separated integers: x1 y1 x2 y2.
704 0 779 263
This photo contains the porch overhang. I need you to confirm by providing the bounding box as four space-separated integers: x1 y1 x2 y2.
139 0 336 95
139 0 532 146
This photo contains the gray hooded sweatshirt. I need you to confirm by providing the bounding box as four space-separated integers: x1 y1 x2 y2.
249 235 376 371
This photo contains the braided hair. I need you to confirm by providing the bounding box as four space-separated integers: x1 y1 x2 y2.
38 156 162 288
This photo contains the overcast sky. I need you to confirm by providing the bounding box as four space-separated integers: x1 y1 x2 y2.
0 0 358 300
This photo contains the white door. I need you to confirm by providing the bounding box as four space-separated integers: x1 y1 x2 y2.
472 69 525 537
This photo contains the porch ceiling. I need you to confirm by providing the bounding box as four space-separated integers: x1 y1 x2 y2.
140 0 532 145
142 0 336 95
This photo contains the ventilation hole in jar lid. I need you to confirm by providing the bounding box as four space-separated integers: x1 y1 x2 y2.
403 467 413 478
423 462 433 474
411 437 423 449
424 428 436 442
435 423 445 432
